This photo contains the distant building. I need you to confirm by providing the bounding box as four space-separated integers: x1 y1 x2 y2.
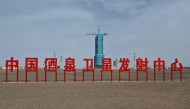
115 59 118 67
113 61 115 67
113 59 118 67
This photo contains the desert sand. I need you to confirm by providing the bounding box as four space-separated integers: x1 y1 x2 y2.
0 69 190 109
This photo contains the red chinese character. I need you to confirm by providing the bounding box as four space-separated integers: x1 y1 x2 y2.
136 58 149 81
82 58 94 82
101 58 112 82
44 58 57 82
64 57 76 82
119 58 130 81
25 58 38 82
6 57 19 82
171 58 183 81
154 57 165 81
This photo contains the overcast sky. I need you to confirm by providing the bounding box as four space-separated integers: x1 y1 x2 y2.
0 0 190 68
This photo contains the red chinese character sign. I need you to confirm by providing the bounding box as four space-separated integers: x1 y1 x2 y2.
153 57 165 81
171 58 183 81
5 57 19 82
119 58 130 81
44 58 57 82
136 58 149 81
25 58 38 82
82 58 94 82
64 57 76 82
101 58 112 82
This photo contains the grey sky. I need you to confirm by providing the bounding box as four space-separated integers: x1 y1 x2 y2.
0 0 190 67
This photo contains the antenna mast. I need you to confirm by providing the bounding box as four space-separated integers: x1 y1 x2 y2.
98 25 100 34
134 53 136 68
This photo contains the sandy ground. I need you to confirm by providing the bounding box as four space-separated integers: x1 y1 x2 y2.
0 69 190 109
